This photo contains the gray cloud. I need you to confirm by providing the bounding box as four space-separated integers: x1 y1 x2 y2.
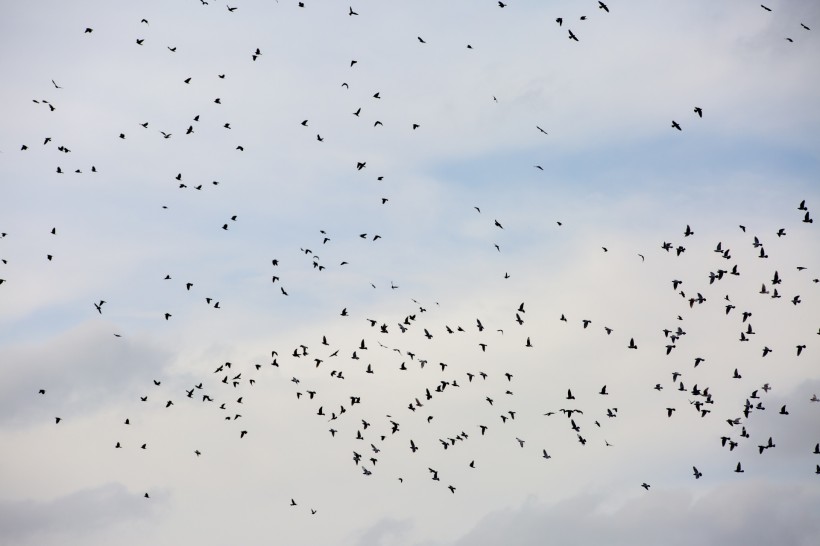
445 482 820 546
0 483 160 545
0 321 174 428
356 517 414 546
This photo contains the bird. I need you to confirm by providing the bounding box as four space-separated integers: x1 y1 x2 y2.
672 121 682 131
568 29 579 41
694 106 702 117
693 466 702 479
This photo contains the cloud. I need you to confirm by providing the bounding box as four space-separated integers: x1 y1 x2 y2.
446 481 820 546
0 482 160 546
0 321 174 428
356 517 414 546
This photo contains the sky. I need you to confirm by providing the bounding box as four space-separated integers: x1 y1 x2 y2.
1 1 819 545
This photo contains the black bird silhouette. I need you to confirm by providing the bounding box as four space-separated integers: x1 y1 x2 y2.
672 121 682 131
694 107 703 118
568 29 579 41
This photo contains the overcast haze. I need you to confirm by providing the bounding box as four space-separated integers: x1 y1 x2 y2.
1 1 819 545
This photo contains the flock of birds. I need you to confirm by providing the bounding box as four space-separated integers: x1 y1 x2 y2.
2 0 818 525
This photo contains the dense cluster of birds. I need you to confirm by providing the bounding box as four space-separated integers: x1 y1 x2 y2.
2 1 818 519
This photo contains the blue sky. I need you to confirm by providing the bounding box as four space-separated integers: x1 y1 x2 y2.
1 1 819 545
